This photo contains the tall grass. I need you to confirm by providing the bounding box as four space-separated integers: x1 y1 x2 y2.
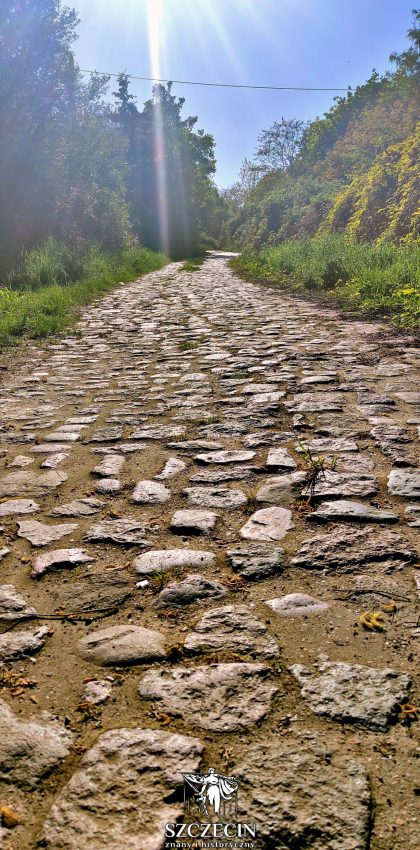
0 240 168 347
232 235 419 328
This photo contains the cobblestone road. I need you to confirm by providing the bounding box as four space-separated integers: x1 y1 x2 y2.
0 254 419 849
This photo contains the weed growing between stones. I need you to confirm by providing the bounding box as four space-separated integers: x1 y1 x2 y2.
295 436 337 502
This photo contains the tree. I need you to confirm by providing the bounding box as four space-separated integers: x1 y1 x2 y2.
113 79 218 256
0 1 132 267
254 117 307 172
0 0 80 264
222 158 261 208
389 8 420 77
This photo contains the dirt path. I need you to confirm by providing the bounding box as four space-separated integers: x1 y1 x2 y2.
0 253 418 850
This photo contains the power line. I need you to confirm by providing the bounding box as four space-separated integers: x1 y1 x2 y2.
79 68 349 92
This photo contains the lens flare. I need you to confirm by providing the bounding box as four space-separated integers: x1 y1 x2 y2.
147 0 170 255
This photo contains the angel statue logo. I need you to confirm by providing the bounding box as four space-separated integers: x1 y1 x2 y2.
182 767 239 820
164 767 255 846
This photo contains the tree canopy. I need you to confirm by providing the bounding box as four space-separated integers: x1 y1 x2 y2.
0 1 225 271
226 9 420 250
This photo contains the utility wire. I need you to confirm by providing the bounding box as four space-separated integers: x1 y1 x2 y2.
79 68 349 92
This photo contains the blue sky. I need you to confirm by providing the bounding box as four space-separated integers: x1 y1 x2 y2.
70 0 415 186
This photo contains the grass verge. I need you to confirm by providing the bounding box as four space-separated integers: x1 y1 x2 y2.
180 257 205 272
0 241 168 348
232 235 419 329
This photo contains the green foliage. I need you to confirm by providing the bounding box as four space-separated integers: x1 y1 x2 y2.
0 1 133 268
322 126 420 242
0 242 167 346
181 258 205 272
226 9 420 251
228 172 341 251
233 236 420 328
0 4 225 276
112 75 225 258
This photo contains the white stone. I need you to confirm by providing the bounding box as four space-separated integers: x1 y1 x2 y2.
265 593 329 617
78 625 167 666
134 549 215 575
31 548 94 578
0 499 40 516
132 480 171 504
17 520 78 547
240 507 294 541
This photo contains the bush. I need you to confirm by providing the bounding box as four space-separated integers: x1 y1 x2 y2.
0 240 168 347
233 235 420 328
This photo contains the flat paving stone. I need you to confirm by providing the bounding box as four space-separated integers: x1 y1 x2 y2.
94 478 123 494
295 437 359 453
130 425 186 440
266 447 297 469
7 454 34 468
154 457 186 479
51 497 105 517
131 480 171 504
41 728 203 850
189 466 255 483
184 604 280 658
139 662 278 731
346 575 410 607
155 574 227 608
82 679 113 705
182 486 247 509
51 568 132 613
308 499 398 523
0 624 51 663
291 526 416 572
31 548 94 578
134 548 215 575
78 625 167 666
41 451 69 468
388 468 420 499
0 470 67 498
236 734 371 850
92 455 125 478
256 472 306 504
17 520 78 546
227 542 285 579
0 584 38 621
30 443 70 454
84 519 153 546
405 504 420 527
290 656 411 730
240 506 294 541
195 449 256 464
43 431 81 442
0 698 72 789
265 593 329 617
170 509 218 535
309 471 378 498
167 439 223 451
0 498 40 516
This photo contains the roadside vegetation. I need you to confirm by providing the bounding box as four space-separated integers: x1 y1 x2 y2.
225 10 419 328
0 1 228 347
233 236 420 328
181 257 206 272
0 242 167 346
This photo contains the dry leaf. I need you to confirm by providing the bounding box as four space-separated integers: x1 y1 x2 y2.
1 806 20 828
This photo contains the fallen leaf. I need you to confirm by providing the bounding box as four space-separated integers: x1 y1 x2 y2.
1 806 20 828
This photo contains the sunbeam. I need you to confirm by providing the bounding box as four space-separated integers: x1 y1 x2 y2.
147 0 170 255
